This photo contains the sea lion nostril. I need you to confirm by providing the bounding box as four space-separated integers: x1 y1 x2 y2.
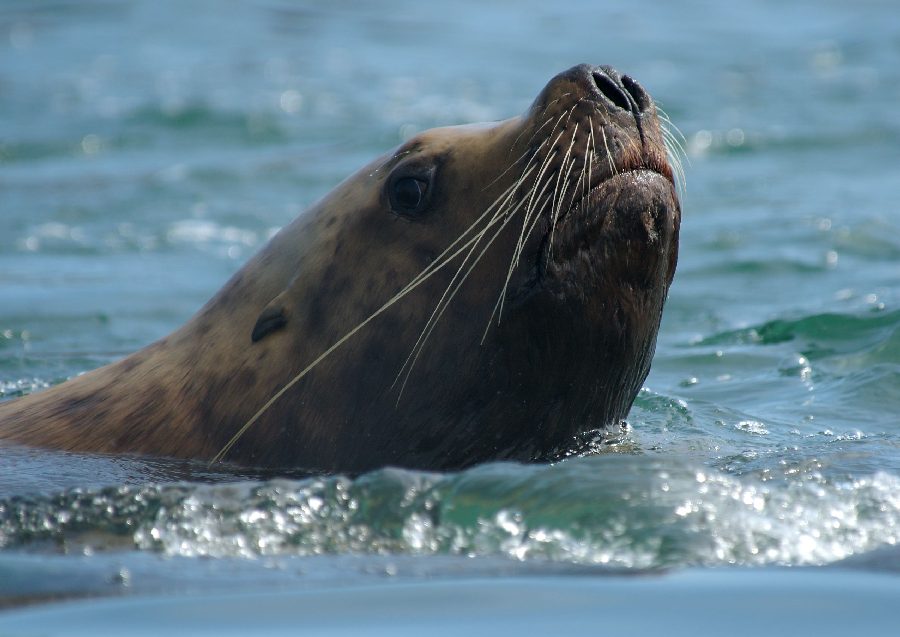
591 71 633 112
622 75 650 113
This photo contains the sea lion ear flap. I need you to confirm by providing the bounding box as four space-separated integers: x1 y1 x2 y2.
251 292 289 343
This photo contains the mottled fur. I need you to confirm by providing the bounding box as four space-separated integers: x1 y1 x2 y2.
0 65 682 472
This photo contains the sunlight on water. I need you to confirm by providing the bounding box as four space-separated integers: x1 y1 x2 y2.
1 459 897 568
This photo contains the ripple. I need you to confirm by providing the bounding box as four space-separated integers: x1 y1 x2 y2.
164 219 274 259
127 103 287 145
696 309 900 350
2 459 897 568
687 126 900 158
0 378 50 399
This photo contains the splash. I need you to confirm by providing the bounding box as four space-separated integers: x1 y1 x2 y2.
2 457 897 568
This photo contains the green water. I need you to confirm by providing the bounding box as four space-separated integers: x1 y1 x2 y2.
1 0 899 627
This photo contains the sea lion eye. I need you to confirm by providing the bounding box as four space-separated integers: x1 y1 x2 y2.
389 176 429 216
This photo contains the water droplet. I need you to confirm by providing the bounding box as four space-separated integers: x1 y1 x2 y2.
81 134 102 155
279 90 303 114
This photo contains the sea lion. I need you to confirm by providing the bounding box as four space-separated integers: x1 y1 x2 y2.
0 64 682 473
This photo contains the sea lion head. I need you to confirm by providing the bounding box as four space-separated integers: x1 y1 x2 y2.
226 63 682 470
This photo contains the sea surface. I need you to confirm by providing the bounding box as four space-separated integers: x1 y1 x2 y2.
1 0 899 633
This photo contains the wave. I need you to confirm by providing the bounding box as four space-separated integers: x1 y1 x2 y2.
2 457 897 568
696 309 900 350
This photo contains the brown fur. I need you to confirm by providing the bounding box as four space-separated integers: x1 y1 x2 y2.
0 64 681 472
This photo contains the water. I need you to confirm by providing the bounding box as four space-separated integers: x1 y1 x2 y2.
1 0 900 631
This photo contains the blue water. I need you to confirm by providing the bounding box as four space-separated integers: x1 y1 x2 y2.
1 0 900 631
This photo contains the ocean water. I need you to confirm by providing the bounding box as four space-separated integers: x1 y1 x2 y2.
1 0 900 632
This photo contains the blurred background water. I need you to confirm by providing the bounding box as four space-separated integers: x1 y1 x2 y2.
1 0 899 629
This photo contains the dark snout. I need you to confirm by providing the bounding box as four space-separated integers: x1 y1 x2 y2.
534 63 654 120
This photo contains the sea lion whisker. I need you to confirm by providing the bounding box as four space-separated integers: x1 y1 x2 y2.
663 135 687 196
211 186 524 464
508 112 557 160
395 176 523 299
557 137 591 250
658 121 688 195
392 153 543 304
586 117 596 200
502 146 560 295
391 159 534 388
600 127 617 176
397 150 546 382
522 114 570 222
533 96 577 133
482 136 567 333
221 162 535 461
393 218 502 398
481 189 553 342
512 171 566 294
395 194 532 400
656 105 688 148
546 152 577 260
516 108 571 164
550 110 580 242
659 128 686 194
515 137 563 249
392 164 538 395
484 146 533 191
383 180 524 359
548 122 581 259
370 149 414 177
489 170 558 334
518 180 556 265
657 114 688 167
487 127 556 192
491 185 557 334
660 119 688 159
512 110 567 165
560 98 585 130
446 187 546 352
534 93 571 122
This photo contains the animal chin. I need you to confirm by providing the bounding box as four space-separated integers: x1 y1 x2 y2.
539 164 677 282
566 147 674 223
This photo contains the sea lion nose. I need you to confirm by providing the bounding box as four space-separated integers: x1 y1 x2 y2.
590 66 651 115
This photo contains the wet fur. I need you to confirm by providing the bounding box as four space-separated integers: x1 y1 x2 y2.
0 64 683 472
